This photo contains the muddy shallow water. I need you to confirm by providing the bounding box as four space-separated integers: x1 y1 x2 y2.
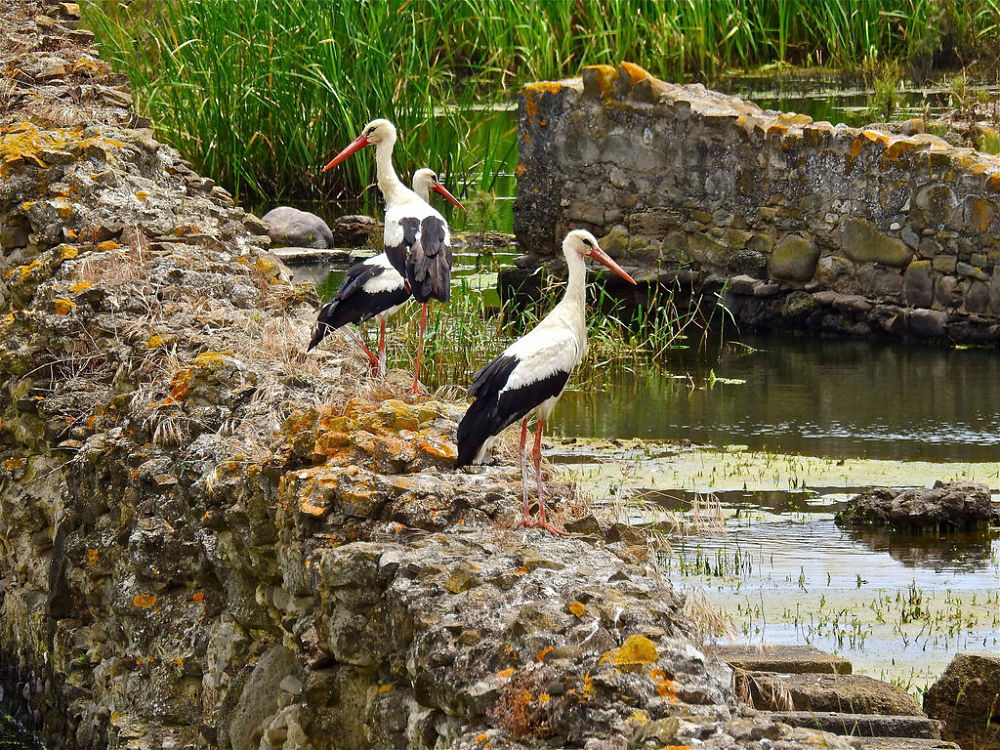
551 332 1000 694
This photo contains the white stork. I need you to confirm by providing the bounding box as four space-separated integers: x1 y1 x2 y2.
308 168 465 377
322 119 461 393
455 229 636 534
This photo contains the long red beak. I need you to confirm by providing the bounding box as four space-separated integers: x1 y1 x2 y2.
589 245 636 284
432 182 466 211
322 133 369 172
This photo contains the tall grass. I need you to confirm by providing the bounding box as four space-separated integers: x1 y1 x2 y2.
83 0 1000 211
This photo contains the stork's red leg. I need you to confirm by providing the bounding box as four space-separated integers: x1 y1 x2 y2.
518 418 565 535
377 319 387 378
407 303 428 394
343 328 380 373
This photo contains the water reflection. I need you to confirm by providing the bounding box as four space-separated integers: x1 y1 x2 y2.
840 525 1000 574
553 334 1000 463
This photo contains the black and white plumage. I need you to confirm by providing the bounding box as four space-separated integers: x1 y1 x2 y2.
456 229 637 534
323 119 463 393
308 168 464 376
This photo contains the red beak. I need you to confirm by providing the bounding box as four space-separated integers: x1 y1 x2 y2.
432 182 466 211
322 133 369 172
589 245 636 284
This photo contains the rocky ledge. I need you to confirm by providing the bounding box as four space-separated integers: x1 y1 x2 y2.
0 3 863 749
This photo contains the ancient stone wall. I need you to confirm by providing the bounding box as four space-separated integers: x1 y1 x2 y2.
0 4 859 750
513 64 1000 344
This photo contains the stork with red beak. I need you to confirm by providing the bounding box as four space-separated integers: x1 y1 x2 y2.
308 168 465 377
322 119 462 393
455 229 637 534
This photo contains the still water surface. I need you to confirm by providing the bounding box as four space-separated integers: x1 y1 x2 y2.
553 334 1000 463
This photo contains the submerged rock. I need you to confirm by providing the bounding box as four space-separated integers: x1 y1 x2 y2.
262 206 335 248
331 214 377 247
835 481 1000 530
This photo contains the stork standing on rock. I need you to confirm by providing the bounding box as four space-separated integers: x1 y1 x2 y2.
308 168 465 377
455 229 637 535
322 119 461 393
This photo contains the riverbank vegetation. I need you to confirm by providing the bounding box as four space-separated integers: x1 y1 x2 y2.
84 0 1000 209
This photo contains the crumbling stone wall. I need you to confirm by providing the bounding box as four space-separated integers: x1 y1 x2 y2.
514 63 1000 344
0 4 859 750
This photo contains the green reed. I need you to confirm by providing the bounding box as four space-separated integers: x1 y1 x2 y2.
83 0 1000 211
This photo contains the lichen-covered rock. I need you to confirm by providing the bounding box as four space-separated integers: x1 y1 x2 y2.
835 481 1000 530
0 10 856 750
923 652 1000 750
512 67 1000 345
331 214 377 247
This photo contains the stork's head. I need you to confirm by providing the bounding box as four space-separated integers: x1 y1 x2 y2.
564 229 637 285
322 118 396 172
412 168 466 211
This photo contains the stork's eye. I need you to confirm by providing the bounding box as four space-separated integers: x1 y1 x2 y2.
583 238 594 248
365 126 376 136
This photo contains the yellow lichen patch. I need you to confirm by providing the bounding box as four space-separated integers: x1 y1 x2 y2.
299 497 327 516
568 601 585 618
70 58 111 76
497 668 515 679
619 61 652 84
97 240 121 251
515 163 527 177
377 684 393 694
882 139 917 162
70 280 92 293
87 549 99 566
863 130 890 145
145 334 165 349
59 244 78 259
581 64 618 96
53 298 76 315
538 692 550 704
601 634 658 669
1 458 24 471
132 594 157 608
416 435 457 460
134 191 149 202
766 124 787 136
475 734 488 744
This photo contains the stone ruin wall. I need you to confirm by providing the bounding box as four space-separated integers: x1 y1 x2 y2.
513 63 1000 344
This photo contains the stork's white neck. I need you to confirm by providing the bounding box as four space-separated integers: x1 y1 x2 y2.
562 246 588 307
374 137 406 206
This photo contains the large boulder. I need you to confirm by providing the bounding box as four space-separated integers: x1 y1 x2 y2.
835 481 1000 530
924 652 1000 750
262 206 334 248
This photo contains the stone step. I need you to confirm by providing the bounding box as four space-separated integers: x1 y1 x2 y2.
850 737 960 749
766 711 941 739
714 644 852 674
737 671 922 715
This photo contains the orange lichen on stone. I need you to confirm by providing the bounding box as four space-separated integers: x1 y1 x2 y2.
850 138 863 157
145 335 165 349
766 124 787 136
167 367 193 403
192 592 204 603
377 684 393 694
619 61 652 84
651 667 678 700
135 191 149 202
96 240 121 251
536 645 553 662
498 668 515 679
568 601 585 618
523 81 565 120
581 64 618 96
53 298 76 315
601 634 658 669
132 594 157 608
538 692 550 704
70 58 111 76
70 280 92 293
87 549 99 566
882 139 918 161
